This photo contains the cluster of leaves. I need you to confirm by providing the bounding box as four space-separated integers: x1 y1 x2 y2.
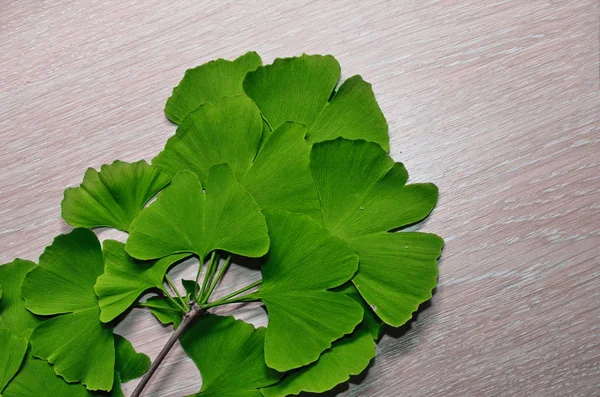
0 52 443 397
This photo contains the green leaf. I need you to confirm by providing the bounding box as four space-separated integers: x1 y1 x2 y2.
256 210 363 372
310 138 443 326
22 228 115 391
0 259 42 336
156 96 263 184
0 329 28 394
126 165 269 261
2 354 94 397
114 334 150 383
261 284 380 397
307 75 389 151
182 279 200 301
144 296 183 327
165 51 262 124
243 54 389 150
260 329 374 397
179 315 280 397
155 96 321 220
95 240 189 322
61 160 170 232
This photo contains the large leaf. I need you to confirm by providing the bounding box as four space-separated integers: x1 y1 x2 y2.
61 160 170 232
154 96 321 220
95 240 189 322
2 354 94 397
261 284 380 397
179 315 280 397
310 138 443 326
165 51 262 124
22 228 115 391
255 210 363 372
0 329 28 394
243 54 389 150
0 259 42 336
126 165 269 261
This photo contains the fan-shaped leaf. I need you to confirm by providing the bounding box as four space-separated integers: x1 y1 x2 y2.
179 315 280 396
2 354 94 397
0 259 42 336
0 329 28 394
114 334 150 383
126 165 269 261
260 284 380 397
310 138 443 326
95 240 189 322
256 210 363 372
243 54 389 150
154 96 321 220
22 228 115 391
165 51 262 124
144 296 183 327
61 160 170 232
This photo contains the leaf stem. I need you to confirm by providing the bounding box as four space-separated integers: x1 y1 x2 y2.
158 286 187 313
165 275 188 311
199 251 219 302
136 302 182 313
130 302 205 397
201 255 232 304
201 280 261 309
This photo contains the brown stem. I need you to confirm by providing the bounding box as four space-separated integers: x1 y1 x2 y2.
130 302 204 397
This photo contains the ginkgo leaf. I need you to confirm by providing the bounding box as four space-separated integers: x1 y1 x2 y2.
165 51 262 124
310 138 443 326
144 296 183 328
255 210 364 372
154 96 321 220
261 284 380 397
243 54 389 150
114 334 150 383
62 160 170 232
0 329 28 394
0 259 42 336
126 165 269 261
22 228 115 391
2 354 94 397
179 314 280 397
95 240 189 322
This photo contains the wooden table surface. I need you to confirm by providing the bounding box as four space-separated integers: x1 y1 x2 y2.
1 1 599 396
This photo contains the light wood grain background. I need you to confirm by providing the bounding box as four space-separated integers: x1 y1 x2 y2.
1 1 599 396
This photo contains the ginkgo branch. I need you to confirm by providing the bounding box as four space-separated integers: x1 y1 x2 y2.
165 275 188 311
131 302 205 397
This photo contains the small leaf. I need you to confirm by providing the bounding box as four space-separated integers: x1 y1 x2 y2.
126 165 269 261
182 279 200 301
311 138 443 326
2 354 94 397
114 334 150 383
0 329 28 394
144 296 183 327
0 259 42 336
95 240 189 322
61 160 170 232
179 315 280 397
154 96 321 220
165 51 262 124
256 210 363 372
243 54 389 149
22 228 115 391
